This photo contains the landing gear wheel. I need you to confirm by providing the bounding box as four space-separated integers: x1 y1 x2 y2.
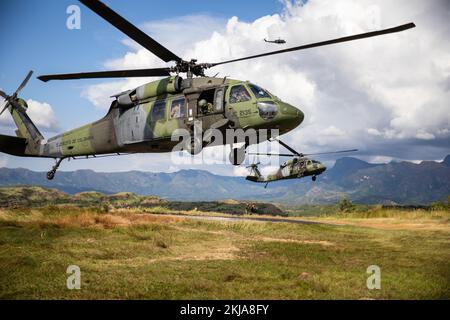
47 171 55 180
229 145 246 166
46 157 66 180
185 135 203 155
312 175 317 182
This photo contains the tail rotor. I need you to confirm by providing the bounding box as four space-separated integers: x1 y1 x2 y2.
0 70 33 116
246 156 261 177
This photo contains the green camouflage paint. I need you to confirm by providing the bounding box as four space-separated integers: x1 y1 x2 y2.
1 77 304 160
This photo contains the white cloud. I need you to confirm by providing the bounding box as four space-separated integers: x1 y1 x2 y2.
0 154 7 167
415 130 435 141
0 99 59 132
367 128 381 136
233 166 249 177
81 15 228 110
81 81 125 109
81 0 449 171
26 99 60 132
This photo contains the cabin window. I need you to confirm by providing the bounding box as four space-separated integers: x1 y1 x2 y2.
249 84 271 99
214 87 225 112
229 85 251 104
151 100 166 121
170 98 186 119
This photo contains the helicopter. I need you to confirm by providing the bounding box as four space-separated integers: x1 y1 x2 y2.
0 0 415 180
264 38 287 44
245 139 357 188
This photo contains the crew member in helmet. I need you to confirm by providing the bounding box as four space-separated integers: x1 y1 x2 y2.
198 99 213 114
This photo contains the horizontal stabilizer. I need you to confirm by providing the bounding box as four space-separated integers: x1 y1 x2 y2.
0 134 27 156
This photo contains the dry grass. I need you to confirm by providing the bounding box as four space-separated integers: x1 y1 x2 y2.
308 209 450 231
0 207 449 299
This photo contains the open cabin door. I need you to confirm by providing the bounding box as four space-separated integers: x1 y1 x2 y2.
196 86 228 131
184 85 227 133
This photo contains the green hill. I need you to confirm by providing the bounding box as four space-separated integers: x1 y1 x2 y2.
0 186 284 216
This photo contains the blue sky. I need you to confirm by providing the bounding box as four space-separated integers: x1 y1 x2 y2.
0 0 285 130
0 0 448 174
0 0 292 173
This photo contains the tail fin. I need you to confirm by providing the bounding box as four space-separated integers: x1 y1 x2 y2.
0 103 43 157
0 71 44 156
9 99 44 143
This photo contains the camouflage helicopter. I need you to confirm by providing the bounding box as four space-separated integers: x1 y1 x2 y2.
246 139 357 188
0 0 415 180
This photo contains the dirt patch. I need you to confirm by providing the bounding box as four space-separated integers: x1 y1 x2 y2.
257 236 334 246
314 218 450 231
123 213 182 225
151 245 240 263
94 242 241 267
171 226 227 235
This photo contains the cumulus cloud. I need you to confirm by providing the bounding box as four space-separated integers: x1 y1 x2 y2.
0 98 59 132
81 15 228 109
81 0 449 173
0 154 7 167
26 99 60 132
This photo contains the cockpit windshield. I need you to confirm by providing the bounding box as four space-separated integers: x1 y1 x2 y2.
249 84 271 99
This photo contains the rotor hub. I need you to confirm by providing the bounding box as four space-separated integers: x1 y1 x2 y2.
169 59 213 78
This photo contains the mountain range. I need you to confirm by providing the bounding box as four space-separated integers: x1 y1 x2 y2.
0 155 449 204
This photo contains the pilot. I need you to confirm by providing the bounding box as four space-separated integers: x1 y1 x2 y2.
198 99 213 114
234 87 251 103
171 102 181 118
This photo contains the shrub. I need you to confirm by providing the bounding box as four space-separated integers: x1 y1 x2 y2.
339 197 355 213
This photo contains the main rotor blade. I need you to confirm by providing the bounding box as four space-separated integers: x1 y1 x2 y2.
38 68 171 82
0 90 7 99
303 149 358 156
274 138 302 156
15 70 33 96
248 149 358 157
79 0 181 63
248 153 295 157
211 23 415 67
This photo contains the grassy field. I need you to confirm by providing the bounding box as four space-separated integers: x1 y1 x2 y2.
0 206 449 299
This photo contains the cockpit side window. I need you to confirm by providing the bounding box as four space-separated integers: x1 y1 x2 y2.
229 85 251 104
249 84 271 99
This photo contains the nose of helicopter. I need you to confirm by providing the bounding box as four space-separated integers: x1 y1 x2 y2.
278 102 304 133
317 163 327 173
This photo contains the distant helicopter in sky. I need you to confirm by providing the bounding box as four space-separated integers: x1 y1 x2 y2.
264 38 287 44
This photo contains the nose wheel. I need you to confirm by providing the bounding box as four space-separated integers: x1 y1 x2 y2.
47 158 66 180
312 175 317 182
